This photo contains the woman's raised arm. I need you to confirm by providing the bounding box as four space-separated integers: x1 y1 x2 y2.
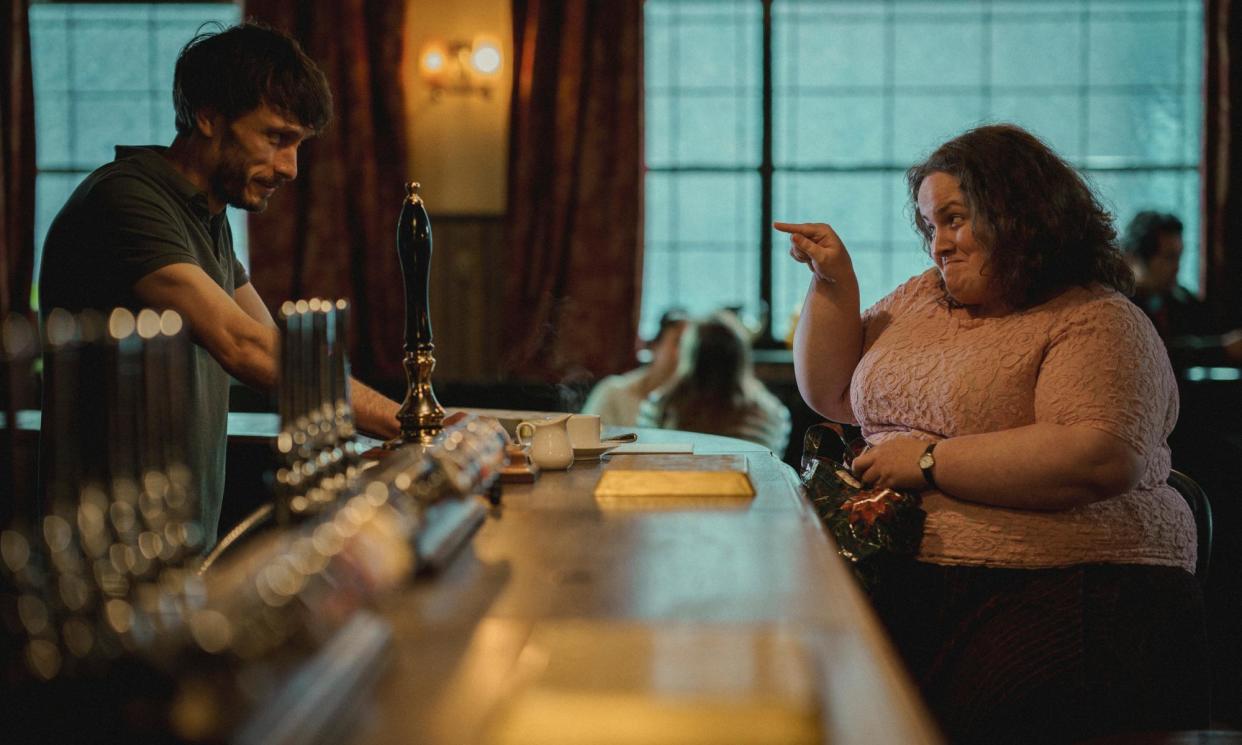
776 221 864 423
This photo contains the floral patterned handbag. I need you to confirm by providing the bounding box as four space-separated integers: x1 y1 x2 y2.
799 422 927 588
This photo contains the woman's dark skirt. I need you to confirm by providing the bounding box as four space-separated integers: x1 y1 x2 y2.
868 560 1210 744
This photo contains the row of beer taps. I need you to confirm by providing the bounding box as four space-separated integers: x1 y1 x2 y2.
1 301 508 694
275 298 362 522
3 308 206 682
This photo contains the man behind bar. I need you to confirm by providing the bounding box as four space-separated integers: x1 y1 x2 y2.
1122 210 1242 372
38 22 400 548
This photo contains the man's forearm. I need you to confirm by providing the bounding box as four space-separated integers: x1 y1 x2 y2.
232 326 398 440
220 324 280 391
350 378 401 440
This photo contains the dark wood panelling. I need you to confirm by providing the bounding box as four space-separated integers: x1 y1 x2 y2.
425 215 506 382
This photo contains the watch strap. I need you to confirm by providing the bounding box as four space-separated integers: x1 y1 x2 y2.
920 441 938 490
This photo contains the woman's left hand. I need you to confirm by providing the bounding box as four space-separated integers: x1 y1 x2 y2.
851 436 933 491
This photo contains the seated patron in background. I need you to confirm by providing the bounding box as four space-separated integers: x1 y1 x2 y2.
581 309 688 426
637 312 790 455
778 124 1206 743
38 23 400 548
1123 210 1242 371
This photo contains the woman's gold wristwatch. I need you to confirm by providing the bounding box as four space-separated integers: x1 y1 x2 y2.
918 442 938 489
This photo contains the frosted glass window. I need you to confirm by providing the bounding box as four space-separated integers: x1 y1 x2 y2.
73 98 157 166
1088 15 1183 87
893 10 986 88
988 93 1083 161
29 3 245 308
892 94 988 164
670 94 762 166
644 0 1203 342
643 171 762 333
646 1 762 171
991 19 1083 87
775 11 886 90
642 1 763 337
776 94 885 167
1087 92 1187 165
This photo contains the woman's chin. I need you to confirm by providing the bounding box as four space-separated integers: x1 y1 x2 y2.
945 289 978 306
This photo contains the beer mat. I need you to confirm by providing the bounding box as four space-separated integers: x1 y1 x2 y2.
594 454 754 503
608 442 694 455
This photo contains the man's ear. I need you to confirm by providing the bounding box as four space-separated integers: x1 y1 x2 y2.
194 109 222 139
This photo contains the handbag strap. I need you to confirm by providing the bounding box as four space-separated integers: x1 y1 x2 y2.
801 421 866 472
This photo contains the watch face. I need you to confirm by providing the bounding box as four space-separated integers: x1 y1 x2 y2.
919 453 934 469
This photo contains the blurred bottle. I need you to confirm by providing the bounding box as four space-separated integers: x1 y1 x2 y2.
785 308 800 348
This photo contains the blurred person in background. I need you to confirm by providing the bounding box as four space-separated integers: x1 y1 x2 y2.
581 309 688 426
1123 210 1242 372
638 311 790 454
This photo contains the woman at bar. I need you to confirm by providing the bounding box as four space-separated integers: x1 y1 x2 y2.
638 311 790 455
582 308 689 426
778 123 1206 744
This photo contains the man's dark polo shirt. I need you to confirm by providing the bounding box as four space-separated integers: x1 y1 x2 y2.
39 145 250 549
1133 284 1235 372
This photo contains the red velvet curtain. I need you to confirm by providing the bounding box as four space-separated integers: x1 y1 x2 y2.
1204 0 1242 327
503 0 644 381
1 0 35 318
244 1 410 381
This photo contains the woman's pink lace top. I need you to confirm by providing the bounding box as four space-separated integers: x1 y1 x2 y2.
851 269 1195 572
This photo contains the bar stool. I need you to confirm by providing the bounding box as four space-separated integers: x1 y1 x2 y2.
1075 471 1232 745
1168 469 1213 586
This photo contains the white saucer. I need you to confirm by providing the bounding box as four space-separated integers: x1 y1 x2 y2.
573 443 620 460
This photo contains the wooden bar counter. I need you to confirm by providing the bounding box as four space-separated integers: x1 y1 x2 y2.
7 410 941 742
348 425 942 745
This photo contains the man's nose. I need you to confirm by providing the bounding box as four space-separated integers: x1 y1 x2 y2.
275 146 298 181
932 230 954 255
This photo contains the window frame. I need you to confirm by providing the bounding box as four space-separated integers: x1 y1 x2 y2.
28 0 247 308
643 0 1203 346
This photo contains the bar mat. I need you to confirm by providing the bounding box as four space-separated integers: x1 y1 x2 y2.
593 454 754 507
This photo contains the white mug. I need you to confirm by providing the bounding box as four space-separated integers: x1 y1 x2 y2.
566 414 602 449
514 414 574 470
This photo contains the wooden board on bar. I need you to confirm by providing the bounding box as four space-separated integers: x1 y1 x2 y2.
593 454 754 508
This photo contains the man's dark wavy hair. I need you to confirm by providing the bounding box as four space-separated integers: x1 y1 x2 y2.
906 123 1133 309
173 21 332 136
1121 210 1183 262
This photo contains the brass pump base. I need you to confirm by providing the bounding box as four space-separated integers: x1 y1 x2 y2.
384 345 445 448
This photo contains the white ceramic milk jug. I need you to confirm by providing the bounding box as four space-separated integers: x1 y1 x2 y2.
514 414 574 470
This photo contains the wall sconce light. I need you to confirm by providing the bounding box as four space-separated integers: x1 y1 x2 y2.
419 36 503 101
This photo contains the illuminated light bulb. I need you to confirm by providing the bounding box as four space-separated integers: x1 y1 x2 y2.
423 49 445 73
470 40 502 75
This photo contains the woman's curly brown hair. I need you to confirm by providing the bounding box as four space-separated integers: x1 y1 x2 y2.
906 124 1133 309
